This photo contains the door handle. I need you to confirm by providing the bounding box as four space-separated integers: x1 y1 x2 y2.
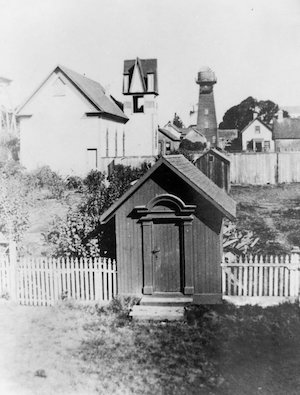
152 248 160 254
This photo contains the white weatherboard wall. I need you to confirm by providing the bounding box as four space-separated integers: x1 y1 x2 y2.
242 119 274 152
123 95 158 157
19 72 125 176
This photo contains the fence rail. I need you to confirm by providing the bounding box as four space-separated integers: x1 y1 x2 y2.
0 255 117 306
222 250 300 305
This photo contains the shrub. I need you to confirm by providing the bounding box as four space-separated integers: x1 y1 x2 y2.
65 175 83 191
32 166 65 199
83 170 106 194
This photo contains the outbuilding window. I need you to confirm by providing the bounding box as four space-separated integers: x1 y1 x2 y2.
255 125 260 134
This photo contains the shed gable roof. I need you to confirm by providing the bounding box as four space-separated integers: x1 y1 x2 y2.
17 65 128 122
273 118 300 139
197 148 230 163
100 155 236 223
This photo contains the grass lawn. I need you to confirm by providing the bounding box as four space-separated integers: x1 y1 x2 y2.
1 299 300 395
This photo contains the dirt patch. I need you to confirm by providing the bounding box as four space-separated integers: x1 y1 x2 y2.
231 183 300 253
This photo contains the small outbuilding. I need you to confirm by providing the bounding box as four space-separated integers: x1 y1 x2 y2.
194 148 231 192
100 155 236 304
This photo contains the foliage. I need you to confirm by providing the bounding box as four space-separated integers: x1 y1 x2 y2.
32 166 65 199
4 137 20 161
83 170 106 194
48 163 151 257
47 210 100 257
179 138 206 152
0 164 32 242
219 96 289 132
173 112 184 128
65 175 84 190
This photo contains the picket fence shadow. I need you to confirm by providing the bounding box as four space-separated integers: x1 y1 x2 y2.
0 255 117 306
222 249 300 306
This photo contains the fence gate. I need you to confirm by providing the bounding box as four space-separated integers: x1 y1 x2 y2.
0 254 117 306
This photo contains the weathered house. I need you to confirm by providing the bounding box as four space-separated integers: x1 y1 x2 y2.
195 148 231 192
158 126 181 155
241 117 274 152
17 65 128 175
273 116 300 151
100 155 236 304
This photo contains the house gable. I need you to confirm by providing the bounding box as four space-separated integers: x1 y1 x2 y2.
17 65 128 123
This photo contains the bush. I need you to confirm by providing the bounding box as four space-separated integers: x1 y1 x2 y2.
83 170 106 194
65 175 83 191
32 166 65 199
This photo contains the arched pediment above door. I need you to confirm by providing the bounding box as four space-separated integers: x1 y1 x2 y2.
134 194 196 220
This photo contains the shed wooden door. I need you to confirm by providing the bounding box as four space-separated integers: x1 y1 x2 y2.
152 222 181 292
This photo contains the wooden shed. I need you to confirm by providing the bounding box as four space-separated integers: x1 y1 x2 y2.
195 148 231 192
100 155 236 304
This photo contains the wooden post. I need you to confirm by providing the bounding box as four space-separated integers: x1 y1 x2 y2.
9 239 17 302
290 247 300 300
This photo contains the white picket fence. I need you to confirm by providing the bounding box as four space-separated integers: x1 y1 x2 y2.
0 255 117 306
222 249 300 305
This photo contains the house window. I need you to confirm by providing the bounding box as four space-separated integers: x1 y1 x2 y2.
52 77 66 96
133 95 144 113
166 141 171 153
147 73 154 91
87 149 97 169
106 129 109 157
123 75 129 93
115 130 118 157
264 141 270 151
204 108 209 115
255 125 260 134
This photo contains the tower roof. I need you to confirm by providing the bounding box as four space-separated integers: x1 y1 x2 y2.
123 58 158 94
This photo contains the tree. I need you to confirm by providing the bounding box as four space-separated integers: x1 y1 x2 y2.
219 96 289 132
173 112 184 128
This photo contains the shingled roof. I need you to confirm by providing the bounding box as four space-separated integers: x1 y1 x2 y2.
18 65 128 122
100 155 236 223
273 118 300 139
158 127 181 141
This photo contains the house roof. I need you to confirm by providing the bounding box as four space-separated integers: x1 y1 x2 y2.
100 155 236 224
240 118 272 134
197 148 230 163
273 118 300 139
17 65 128 122
182 127 207 143
218 129 238 139
158 127 181 141
123 58 158 94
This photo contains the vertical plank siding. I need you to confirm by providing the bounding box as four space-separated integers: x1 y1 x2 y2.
229 152 300 185
0 255 117 306
222 252 300 304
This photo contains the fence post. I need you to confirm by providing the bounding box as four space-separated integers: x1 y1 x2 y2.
9 239 17 302
290 247 300 300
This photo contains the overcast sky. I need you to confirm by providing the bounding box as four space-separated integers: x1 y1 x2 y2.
1 0 300 126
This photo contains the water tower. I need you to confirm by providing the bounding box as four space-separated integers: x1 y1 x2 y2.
196 67 218 147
